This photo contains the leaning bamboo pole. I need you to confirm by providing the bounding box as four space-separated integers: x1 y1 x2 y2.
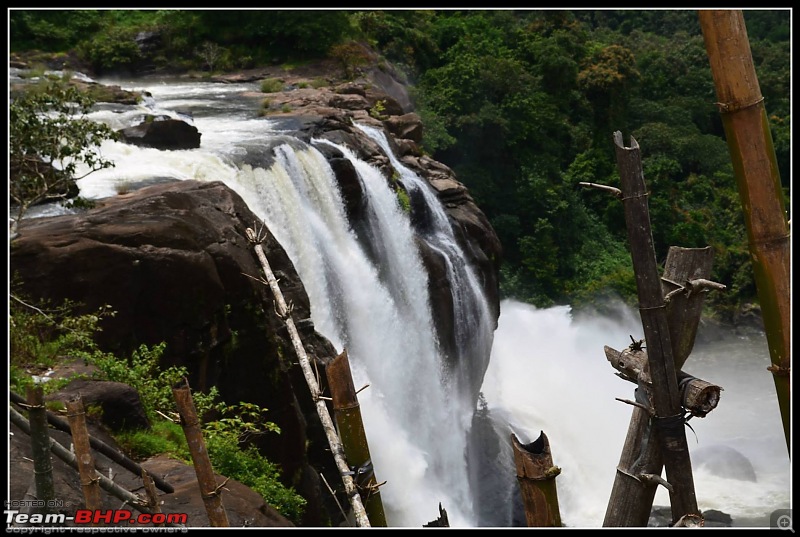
9 406 160 518
173 378 230 527
326 350 388 526
613 131 699 524
698 9 791 450
10 390 174 493
246 226 371 527
65 395 103 518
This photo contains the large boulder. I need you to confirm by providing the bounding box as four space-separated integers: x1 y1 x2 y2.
118 118 201 150
9 180 342 526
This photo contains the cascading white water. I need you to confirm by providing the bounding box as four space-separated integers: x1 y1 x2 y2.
353 124 496 402
483 299 790 527
235 140 476 526
65 77 788 528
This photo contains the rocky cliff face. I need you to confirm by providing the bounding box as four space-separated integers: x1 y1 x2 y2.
8 67 502 526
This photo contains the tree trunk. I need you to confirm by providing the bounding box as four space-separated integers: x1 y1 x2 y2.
698 9 791 451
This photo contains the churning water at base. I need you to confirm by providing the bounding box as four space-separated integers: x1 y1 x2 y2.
483 299 790 527
63 77 789 528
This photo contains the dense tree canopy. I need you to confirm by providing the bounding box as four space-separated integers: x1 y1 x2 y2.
9 8 790 320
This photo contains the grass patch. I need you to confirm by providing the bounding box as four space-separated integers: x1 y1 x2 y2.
260 77 284 93
116 420 190 461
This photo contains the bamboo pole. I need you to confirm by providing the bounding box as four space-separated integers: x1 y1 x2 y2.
25 386 56 516
9 406 162 518
172 377 230 527
246 226 371 527
326 350 388 526
511 432 562 527
698 9 790 451
10 390 174 493
613 131 699 524
65 395 103 519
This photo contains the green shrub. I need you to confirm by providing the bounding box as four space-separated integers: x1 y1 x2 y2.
89 342 219 422
260 78 284 93
206 434 306 524
77 26 142 73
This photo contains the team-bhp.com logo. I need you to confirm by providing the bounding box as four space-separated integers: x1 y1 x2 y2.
6 507 188 530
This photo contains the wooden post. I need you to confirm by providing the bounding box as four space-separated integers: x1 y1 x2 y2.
65 395 103 519
698 9 791 451
247 226 371 527
512 432 562 527
141 470 163 525
613 131 699 524
9 406 163 519
25 385 56 517
326 350 388 527
10 390 174 493
661 246 716 370
172 377 230 527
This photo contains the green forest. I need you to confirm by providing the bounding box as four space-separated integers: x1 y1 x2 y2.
9 9 791 321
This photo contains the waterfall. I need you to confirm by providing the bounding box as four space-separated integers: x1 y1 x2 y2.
71 78 501 525
50 76 791 528
353 124 496 402
227 138 479 526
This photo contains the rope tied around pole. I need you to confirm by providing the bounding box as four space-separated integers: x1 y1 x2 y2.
620 191 650 202
638 304 667 312
714 96 764 114
201 477 230 500
767 364 790 377
81 475 103 487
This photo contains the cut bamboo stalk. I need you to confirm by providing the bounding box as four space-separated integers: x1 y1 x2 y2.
26 385 56 516
661 246 716 370
605 346 723 418
10 390 174 493
65 395 103 520
247 226 371 527
326 349 388 526
603 246 721 526
512 432 562 527
172 377 229 527
9 406 161 518
698 9 790 450
613 131 699 524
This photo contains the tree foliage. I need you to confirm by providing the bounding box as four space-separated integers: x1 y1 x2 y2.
9 78 118 227
8 9 790 320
